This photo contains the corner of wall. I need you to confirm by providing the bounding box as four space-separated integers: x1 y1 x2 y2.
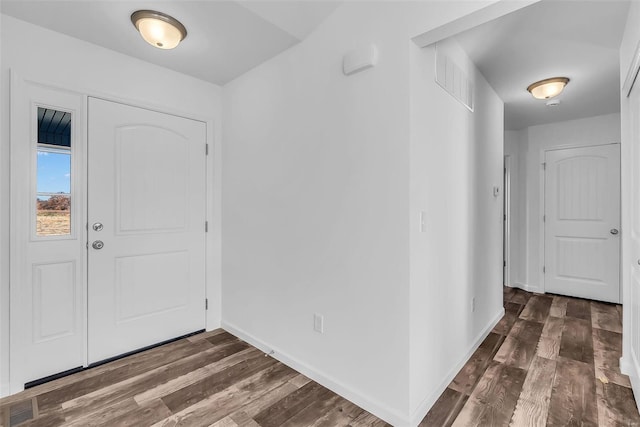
409 307 504 426
222 320 412 427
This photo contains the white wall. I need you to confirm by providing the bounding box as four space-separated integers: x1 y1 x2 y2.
221 3 412 423
409 38 504 422
0 15 223 396
222 2 505 425
504 129 528 288
505 113 621 293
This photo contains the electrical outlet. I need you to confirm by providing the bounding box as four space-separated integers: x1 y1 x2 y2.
313 313 324 333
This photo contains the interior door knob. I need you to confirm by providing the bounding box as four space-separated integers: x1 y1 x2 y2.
610 228 619 235
92 240 104 250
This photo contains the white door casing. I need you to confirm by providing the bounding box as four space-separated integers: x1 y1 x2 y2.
9 78 86 392
504 155 511 286
87 98 206 364
544 144 621 303
627 74 640 399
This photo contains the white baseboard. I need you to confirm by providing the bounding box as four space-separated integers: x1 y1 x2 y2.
0 382 9 399
221 321 411 427
620 356 631 375
621 354 640 413
509 282 542 294
408 307 505 426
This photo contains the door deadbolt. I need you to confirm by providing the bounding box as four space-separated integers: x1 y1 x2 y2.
610 228 619 235
92 240 104 250
92 222 104 232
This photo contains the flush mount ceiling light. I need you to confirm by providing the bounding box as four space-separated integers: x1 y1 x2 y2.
131 10 187 50
527 77 570 100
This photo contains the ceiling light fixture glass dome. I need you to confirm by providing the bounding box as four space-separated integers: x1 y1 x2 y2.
527 77 570 100
131 10 187 50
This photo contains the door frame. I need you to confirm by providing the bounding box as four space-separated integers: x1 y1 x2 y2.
539 142 622 299
6 69 219 395
503 155 511 287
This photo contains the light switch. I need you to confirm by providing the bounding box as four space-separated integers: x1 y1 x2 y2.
313 313 324 333
420 211 427 232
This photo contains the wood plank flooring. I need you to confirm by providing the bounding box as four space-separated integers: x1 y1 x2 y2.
423 287 640 427
0 287 638 426
0 331 388 427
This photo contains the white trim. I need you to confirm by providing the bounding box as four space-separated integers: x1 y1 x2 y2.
623 38 640 98
222 320 414 427
621 354 640 413
509 282 542 294
504 155 511 287
409 307 505 426
539 149 546 293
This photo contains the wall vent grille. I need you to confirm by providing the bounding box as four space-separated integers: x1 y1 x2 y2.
435 46 474 112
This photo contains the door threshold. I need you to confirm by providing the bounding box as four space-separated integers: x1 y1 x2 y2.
24 329 205 389
88 329 206 369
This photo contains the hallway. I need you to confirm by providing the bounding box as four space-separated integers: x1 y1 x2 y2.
423 287 639 426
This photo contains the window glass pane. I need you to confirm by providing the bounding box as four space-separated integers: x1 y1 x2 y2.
36 151 70 194
37 195 71 236
36 107 71 237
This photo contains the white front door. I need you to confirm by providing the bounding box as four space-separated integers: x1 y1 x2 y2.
544 144 621 303
87 98 206 364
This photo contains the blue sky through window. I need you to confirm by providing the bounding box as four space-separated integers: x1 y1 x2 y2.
37 151 70 194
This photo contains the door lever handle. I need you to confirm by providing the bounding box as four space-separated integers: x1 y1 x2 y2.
610 228 619 235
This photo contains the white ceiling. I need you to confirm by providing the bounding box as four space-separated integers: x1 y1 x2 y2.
454 0 630 131
1 0 342 86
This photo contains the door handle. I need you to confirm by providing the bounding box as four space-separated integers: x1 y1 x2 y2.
92 222 104 232
610 228 619 235
92 240 104 250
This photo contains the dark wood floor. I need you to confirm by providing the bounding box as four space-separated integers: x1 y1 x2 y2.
0 287 638 426
0 330 390 427
422 287 640 426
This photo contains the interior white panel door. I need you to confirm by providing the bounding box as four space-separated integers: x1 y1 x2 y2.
544 144 621 303
87 98 206 364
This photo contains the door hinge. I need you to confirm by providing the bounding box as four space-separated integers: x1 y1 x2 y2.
206 144 209 156
542 162 546 170
543 266 546 273
205 298 208 310
205 221 208 232
543 215 546 222
504 260 506 267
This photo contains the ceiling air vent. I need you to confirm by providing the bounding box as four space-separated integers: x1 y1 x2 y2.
435 47 474 112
